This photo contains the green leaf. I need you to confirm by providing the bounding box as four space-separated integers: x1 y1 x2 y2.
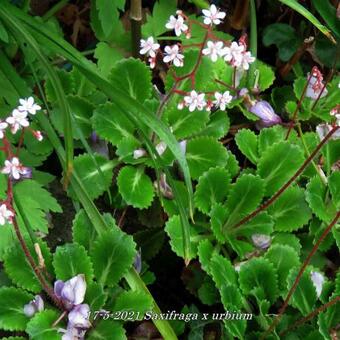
14 180 61 233
258 125 286 154
197 110 230 139
272 233 302 254
268 186 312 231
235 129 259 164
318 293 340 339
252 60 275 91
312 0 340 38
165 215 197 260
220 284 244 310
88 320 126 340
0 20 9 42
95 0 123 36
86 282 107 311
4 241 53 293
26 310 61 340
164 106 209 139
265 244 300 291
186 137 229 179
109 58 152 102
68 153 116 201
0 287 33 331
142 0 177 37
305 176 335 223
53 243 94 282
257 141 304 196
92 102 135 146
263 23 300 61
72 209 97 250
239 258 278 303
90 227 136 286
329 171 340 209
194 167 231 214
210 254 237 289
223 174 265 229
94 42 124 75
197 239 215 274
287 267 317 315
117 166 154 209
278 0 335 43
112 290 153 318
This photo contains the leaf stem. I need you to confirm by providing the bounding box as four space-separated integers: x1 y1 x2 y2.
261 211 340 338
42 0 69 21
130 0 142 58
231 125 339 230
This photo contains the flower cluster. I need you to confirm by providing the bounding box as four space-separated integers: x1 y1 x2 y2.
54 274 91 339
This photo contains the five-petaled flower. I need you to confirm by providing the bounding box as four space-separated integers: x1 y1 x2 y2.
202 41 225 62
183 90 207 112
140 37 160 58
163 45 184 67
0 120 8 139
223 41 244 65
166 15 188 37
213 91 233 110
0 204 14 226
6 109 29 134
18 97 41 115
202 4 226 26
1 157 26 180
236 51 256 70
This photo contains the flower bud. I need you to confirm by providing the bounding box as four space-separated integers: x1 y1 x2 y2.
249 100 282 128
133 148 147 159
311 271 324 298
156 141 167 156
251 234 271 249
23 295 44 317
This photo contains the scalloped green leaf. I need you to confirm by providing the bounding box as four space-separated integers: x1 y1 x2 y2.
235 129 259 164
68 153 115 201
210 254 237 289
265 244 300 291
268 186 312 231
186 137 229 180
287 267 317 315
26 310 61 340
53 243 94 282
223 174 265 229
92 102 135 146
88 320 126 340
318 292 340 340
305 176 336 223
112 290 153 318
14 180 62 233
90 227 136 286
0 287 33 331
197 110 230 139
257 141 304 196
252 60 275 91
197 239 215 274
164 106 209 139
272 233 302 254
194 167 231 214
94 41 124 75
329 171 340 209
165 215 197 260
45 68 74 102
86 282 108 311
4 240 53 293
258 125 286 154
109 58 152 102
239 258 278 303
117 166 154 209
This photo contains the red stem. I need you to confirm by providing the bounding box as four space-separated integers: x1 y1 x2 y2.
285 73 313 139
279 296 340 337
231 126 339 230
261 211 340 339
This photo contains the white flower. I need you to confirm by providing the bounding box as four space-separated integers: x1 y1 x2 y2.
316 124 340 141
222 41 244 64
140 37 160 58
213 91 232 110
0 120 8 139
163 45 184 67
156 141 167 156
165 15 188 37
0 204 14 226
202 4 226 26
202 41 225 62
236 51 256 70
23 295 44 317
184 90 206 112
18 97 41 115
311 271 325 298
133 148 147 159
6 109 29 134
1 157 25 180
68 304 91 329
306 75 328 100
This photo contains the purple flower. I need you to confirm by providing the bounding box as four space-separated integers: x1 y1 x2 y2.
249 101 282 128
251 234 271 249
68 304 91 329
54 274 86 310
134 248 142 274
23 295 44 317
